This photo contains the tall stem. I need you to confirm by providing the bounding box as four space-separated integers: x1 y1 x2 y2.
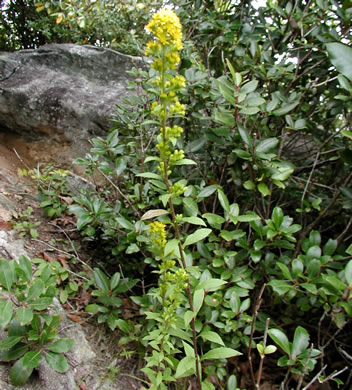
159 49 202 390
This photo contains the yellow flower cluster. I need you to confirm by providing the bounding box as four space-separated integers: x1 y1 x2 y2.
149 221 167 250
145 8 183 51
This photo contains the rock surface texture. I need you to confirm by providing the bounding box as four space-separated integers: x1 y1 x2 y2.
0 43 142 150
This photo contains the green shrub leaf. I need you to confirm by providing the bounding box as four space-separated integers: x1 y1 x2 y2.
9 357 33 386
201 347 241 360
45 352 69 373
268 328 291 355
184 228 211 247
48 338 75 353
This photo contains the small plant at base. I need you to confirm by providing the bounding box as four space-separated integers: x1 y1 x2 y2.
0 255 74 386
12 206 41 239
19 165 71 218
85 268 138 331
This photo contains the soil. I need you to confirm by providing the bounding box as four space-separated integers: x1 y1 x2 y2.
0 131 145 390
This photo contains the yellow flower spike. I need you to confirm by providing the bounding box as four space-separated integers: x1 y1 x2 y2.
149 221 167 250
146 8 183 50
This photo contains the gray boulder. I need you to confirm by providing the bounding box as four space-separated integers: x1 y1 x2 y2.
0 44 143 151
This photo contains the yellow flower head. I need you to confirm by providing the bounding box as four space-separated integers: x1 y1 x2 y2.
149 221 167 250
146 8 183 51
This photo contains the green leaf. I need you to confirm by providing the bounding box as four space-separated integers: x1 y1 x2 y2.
243 180 255 190
0 336 23 350
18 256 32 281
240 79 258 94
347 243 352 256
93 268 110 292
268 328 291 355
45 352 69 373
196 279 227 292
175 355 196 379
184 310 196 328
201 347 241 360
0 343 28 361
220 229 245 241
246 96 265 106
0 259 15 291
0 299 14 328
268 280 292 295
323 275 346 291
256 137 279 153
16 307 33 326
291 326 309 359
136 172 163 179
77 214 94 230
141 209 169 220
273 101 299 116
116 216 134 230
197 185 219 198
240 106 260 115
202 213 225 227
164 239 180 257
215 111 235 127
193 289 204 314
264 345 277 354
110 272 121 290
218 189 230 213
175 158 197 165
258 183 270 197
277 263 292 281
23 350 42 369
238 125 252 147
236 212 260 222
9 357 33 386
226 59 239 84
199 330 225 346
326 42 352 82
323 239 337 256
182 216 207 227
28 297 53 310
345 260 352 286
48 338 75 353
27 279 45 301
184 228 212 247
227 375 238 390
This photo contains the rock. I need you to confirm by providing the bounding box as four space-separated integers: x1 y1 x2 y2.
0 43 143 155
0 230 27 259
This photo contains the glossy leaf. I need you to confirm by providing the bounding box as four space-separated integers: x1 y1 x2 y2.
199 330 225 346
0 299 13 328
45 352 69 373
175 355 196 379
326 42 352 81
0 336 23 351
0 259 15 291
196 279 227 291
268 328 291 355
16 307 33 326
184 228 211 247
23 350 42 368
201 347 241 360
9 358 33 386
93 268 110 292
48 338 75 353
256 137 279 153
345 260 352 286
27 279 45 301
291 326 309 359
